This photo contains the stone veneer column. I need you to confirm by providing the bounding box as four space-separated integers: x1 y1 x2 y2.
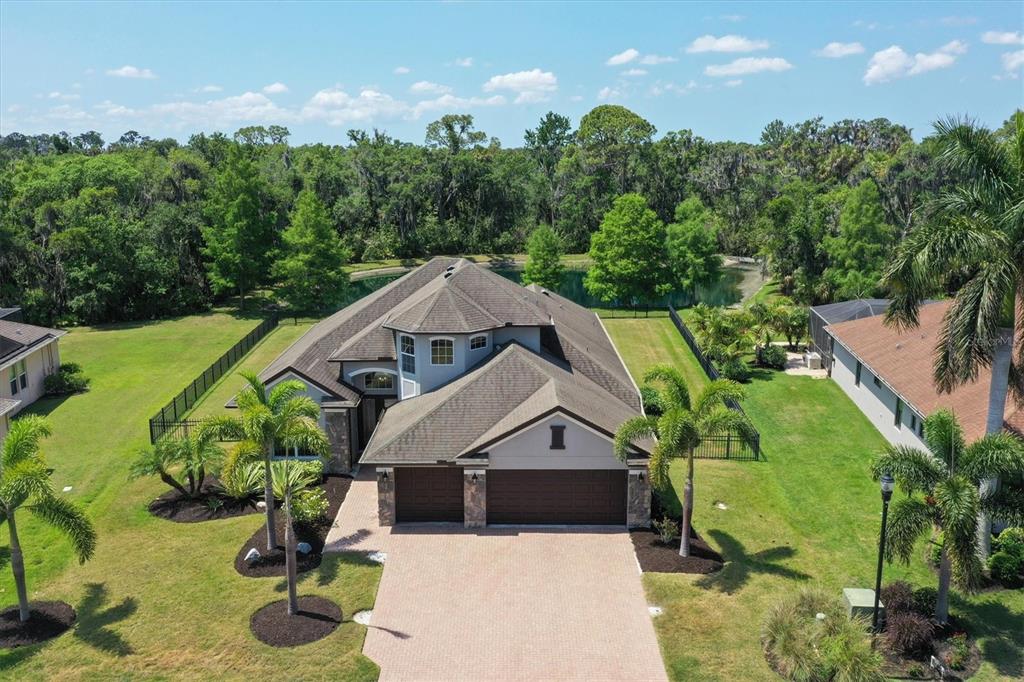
377 467 395 527
627 469 651 528
323 409 352 474
463 469 487 528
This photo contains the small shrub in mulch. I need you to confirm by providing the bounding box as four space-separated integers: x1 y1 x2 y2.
630 526 724 574
235 475 352 578
0 601 76 648
250 596 342 647
148 481 260 523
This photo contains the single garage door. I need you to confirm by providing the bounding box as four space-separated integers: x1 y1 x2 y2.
395 467 464 523
487 470 627 525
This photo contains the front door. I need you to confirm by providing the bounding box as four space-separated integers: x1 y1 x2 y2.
357 397 388 452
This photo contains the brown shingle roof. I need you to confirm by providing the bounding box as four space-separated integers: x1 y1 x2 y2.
826 300 1023 442
0 319 65 366
360 343 650 465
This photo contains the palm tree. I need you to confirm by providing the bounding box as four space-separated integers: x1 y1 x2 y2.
270 459 324 615
614 365 757 556
206 371 326 551
129 427 223 498
871 410 1024 623
882 113 1023 558
1 415 96 622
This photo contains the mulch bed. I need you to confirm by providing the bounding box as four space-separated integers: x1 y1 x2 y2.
250 596 342 647
0 601 76 648
235 475 352 578
148 480 260 523
630 527 724 574
880 615 982 681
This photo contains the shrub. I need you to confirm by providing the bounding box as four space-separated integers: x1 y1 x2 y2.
719 357 750 382
291 487 328 524
910 587 937 619
820 616 884 682
219 461 263 500
884 612 935 658
297 459 324 483
987 550 1023 586
43 363 90 395
994 527 1024 557
880 581 914 616
640 386 664 416
760 344 788 370
652 517 679 544
945 632 969 670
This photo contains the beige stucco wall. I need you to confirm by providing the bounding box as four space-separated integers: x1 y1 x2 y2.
486 413 627 470
0 340 60 417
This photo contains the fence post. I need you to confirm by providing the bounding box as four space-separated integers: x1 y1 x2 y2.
725 432 732 459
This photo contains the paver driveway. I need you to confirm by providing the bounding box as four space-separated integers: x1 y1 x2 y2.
326 469 668 682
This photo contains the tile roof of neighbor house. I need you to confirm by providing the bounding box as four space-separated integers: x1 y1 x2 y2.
259 257 640 411
360 343 651 465
0 319 65 366
826 300 1024 442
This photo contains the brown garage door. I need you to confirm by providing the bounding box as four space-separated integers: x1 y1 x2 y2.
487 470 626 525
395 467 464 523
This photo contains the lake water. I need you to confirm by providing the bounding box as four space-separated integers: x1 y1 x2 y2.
341 265 747 310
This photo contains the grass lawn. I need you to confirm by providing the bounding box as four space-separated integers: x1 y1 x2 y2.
0 313 381 679
605 319 1023 682
746 278 784 306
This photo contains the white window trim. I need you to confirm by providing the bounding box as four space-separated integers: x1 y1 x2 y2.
399 334 416 375
469 334 488 350
429 336 456 366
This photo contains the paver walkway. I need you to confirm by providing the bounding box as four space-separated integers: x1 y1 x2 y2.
325 468 668 682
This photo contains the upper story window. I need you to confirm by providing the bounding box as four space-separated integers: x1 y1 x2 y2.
873 375 882 389
363 372 394 391
854 361 862 386
470 334 488 350
400 335 416 374
9 359 26 395
431 338 454 365
894 398 903 428
550 425 566 450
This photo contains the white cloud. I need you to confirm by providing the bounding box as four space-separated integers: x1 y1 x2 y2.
482 68 557 103
705 57 793 77
982 31 1024 45
302 87 407 125
106 65 156 79
649 80 700 97
454 57 474 67
863 42 965 85
153 91 293 127
597 86 621 100
409 80 452 95
46 104 91 121
95 100 139 117
410 93 504 119
686 34 769 53
724 79 743 87
1003 50 1024 72
606 48 640 66
393 66 411 74
262 82 289 94
816 41 865 58
47 91 80 101
639 54 678 65
853 20 880 30
720 14 745 22
622 68 648 77
940 16 977 27
198 84 223 93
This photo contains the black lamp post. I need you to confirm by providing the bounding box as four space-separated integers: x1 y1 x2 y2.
872 472 895 631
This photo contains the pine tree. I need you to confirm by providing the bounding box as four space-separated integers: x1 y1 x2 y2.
521 224 564 291
273 190 350 315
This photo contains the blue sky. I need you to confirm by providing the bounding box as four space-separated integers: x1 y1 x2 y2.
1 1 1021 146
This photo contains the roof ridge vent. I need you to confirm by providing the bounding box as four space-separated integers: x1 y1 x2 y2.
443 271 454 280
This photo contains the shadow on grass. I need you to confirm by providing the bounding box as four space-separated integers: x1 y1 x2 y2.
694 529 810 595
273 552 378 594
951 593 1023 678
73 583 138 657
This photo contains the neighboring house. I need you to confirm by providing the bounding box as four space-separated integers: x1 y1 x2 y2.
250 257 653 528
0 309 65 442
808 299 891 374
824 299 1023 449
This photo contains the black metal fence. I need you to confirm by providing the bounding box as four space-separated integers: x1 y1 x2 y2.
148 316 278 443
667 305 761 460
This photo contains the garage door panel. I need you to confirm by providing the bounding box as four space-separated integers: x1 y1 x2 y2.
487 470 626 525
396 467 464 522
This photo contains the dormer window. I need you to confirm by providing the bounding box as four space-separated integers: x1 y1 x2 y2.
400 335 416 374
430 338 454 365
470 334 487 350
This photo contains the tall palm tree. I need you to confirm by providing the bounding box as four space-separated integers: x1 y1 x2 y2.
1 415 96 622
270 460 323 616
614 365 757 556
871 410 1024 623
206 371 326 551
882 113 1023 558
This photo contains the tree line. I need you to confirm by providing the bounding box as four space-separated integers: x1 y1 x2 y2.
0 107 1016 326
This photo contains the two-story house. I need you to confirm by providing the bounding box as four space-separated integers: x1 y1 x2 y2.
0 308 65 442
250 257 653 529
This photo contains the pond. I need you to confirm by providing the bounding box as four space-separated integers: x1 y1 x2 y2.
340 264 751 311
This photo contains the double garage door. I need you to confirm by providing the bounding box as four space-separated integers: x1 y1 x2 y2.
395 467 626 525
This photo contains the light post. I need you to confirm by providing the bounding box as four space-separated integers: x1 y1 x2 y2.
872 472 895 631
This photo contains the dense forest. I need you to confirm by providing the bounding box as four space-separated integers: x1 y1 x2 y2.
0 106 1016 326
